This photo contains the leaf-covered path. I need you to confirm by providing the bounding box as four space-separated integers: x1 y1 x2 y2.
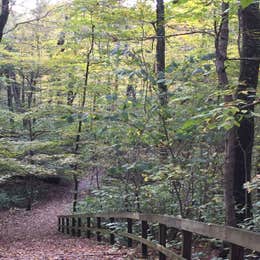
0 184 130 259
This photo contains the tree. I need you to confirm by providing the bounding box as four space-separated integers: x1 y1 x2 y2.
0 0 9 42
156 0 166 106
223 1 260 257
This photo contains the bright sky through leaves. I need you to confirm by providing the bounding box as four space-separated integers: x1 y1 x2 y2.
14 0 138 12
14 0 62 12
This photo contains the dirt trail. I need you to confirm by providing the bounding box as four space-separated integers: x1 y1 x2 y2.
0 183 129 260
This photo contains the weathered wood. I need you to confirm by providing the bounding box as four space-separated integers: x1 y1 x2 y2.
58 217 61 232
180 219 260 252
63 225 184 259
66 217 70 234
141 220 148 258
61 217 65 233
110 217 115 245
230 244 244 260
159 223 167 260
127 218 133 247
182 230 192 260
97 217 101 242
77 217 81 237
98 212 140 220
139 214 182 229
120 232 184 260
71 217 76 236
57 212 260 252
86 217 91 238
83 227 184 259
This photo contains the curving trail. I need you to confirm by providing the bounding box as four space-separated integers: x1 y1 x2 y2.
0 183 130 260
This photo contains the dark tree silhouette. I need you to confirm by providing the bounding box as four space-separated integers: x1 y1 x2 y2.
0 0 9 42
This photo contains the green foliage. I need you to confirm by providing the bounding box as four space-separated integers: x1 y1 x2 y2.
0 192 23 209
240 0 254 9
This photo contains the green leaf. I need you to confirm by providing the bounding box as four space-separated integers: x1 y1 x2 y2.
241 0 253 9
252 112 260 117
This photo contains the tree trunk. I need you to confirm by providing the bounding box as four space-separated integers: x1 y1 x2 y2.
72 172 79 212
72 23 95 212
7 77 13 111
156 0 167 106
224 2 260 230
233 2 260 224
11 73 21 110
213 1 237 227
0 0 9 42
156 0 169 161
215 2 229 94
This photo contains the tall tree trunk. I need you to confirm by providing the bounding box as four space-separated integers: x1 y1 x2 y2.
72 171 79 212
156 0 166 106
233 2 260 223
223 1 260 228
26 120 35 211
215 2 229 94
213 2 238 228
0 0 9 42
11 72 21 110
21 75 25 105
223 5 260 258
72 23 95 212
6 76 13 111
157 0 168 160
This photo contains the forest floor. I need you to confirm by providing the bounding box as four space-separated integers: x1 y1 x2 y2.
0 180 131 260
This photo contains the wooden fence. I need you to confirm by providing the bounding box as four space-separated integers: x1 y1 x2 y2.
58 212 260 260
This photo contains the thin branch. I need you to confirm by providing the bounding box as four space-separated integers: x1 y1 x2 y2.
240 99 260 109
107 30 215 42
227 57 260 61
3 4 66 35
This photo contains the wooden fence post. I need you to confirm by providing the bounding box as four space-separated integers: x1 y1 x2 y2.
61 217 65 233
97 217 101 242
72 217 76 236
66 217 70 234
86 217 91 238
127 218 133 247
58 217 61 232
159 223 167 260
182 230 192 260
142 220 148 258
55 213 260 259
110 217 115 245
230 244 244 260
77 217 81 237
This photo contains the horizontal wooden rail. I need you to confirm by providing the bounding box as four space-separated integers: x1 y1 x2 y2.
58 212 260 260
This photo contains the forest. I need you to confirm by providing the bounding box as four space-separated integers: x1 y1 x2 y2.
0 0 259 259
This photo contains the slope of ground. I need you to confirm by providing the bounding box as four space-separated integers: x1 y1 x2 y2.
0 182 130 259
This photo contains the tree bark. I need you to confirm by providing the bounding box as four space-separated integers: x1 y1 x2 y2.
213 2 237 227
72 23 95 212
215 2 229 94
224 2 260 229
156 0 167 106
233 2 260 224
0 0 9 42
157 0 169 160
6 75 13 111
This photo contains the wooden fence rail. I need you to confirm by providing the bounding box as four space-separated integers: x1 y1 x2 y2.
57 212 260 260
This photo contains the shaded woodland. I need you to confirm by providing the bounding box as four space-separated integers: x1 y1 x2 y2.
0 0 259 258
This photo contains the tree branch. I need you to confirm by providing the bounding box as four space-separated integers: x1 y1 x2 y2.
227 57 260 61
108 30 215 42
3 4 65 35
